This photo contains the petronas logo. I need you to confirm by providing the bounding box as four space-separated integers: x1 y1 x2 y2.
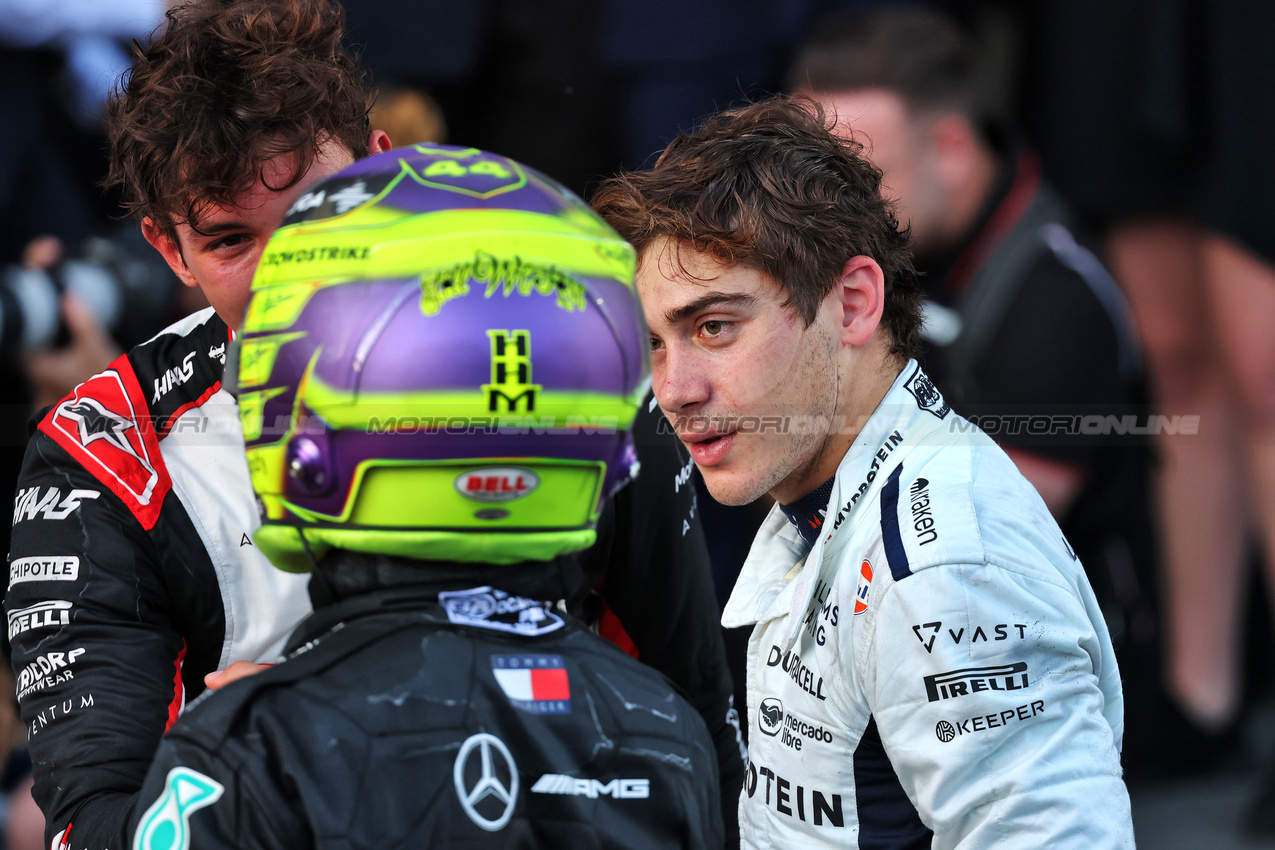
133 767 225 850
484 330 540 412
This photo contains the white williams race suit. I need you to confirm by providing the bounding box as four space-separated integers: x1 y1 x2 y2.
722 362 1134 849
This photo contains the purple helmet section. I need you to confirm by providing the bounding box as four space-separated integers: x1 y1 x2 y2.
252 144 647 530
284 145 593 224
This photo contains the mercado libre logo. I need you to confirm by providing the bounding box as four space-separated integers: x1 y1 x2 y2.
403 146 527 199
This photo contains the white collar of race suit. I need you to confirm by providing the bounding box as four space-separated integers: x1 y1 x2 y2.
720 360 955 651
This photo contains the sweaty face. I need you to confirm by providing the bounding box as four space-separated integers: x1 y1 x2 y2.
638 241 842 506
144 141 357 331
814 88 948 259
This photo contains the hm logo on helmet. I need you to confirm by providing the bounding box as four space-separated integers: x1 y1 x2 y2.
485 330 542 412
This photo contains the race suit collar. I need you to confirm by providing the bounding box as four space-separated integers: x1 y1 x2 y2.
721 360 953 649
778 475 837 551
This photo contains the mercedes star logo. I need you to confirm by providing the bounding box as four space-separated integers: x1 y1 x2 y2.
453 732 518 831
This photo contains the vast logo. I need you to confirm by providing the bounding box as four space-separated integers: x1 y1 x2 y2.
758 698 784 737
531 775 649 799
484 330 541 413
923 662 1030 702
910 621 1029 653
12 487 99 525
133 767 224 850
454 733 518 831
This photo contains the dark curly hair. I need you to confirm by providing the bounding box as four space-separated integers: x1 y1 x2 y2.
591 94 922 361
105 0 373 240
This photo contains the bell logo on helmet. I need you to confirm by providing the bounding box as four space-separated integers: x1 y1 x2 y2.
455 468 540 502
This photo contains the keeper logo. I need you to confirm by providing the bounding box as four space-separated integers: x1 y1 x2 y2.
937 700 1046 742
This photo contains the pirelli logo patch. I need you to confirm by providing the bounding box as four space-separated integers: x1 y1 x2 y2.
923 662 1029 702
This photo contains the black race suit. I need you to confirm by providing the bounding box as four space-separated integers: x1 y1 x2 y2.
131 575 724 849
6 307 740 850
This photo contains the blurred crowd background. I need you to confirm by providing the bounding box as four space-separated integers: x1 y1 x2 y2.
3 0 1275 847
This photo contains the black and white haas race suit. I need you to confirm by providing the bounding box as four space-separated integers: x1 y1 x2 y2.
6 307 740 850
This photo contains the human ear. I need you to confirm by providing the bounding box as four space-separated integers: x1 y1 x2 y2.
367 129 392 154
836 255 886 347
141 218 199 290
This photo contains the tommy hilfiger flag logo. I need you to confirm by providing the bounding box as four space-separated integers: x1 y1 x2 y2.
491 654 571 714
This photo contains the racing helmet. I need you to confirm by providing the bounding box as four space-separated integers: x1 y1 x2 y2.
237 144 648 572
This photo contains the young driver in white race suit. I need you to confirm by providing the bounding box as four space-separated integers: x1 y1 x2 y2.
593 95 1134 848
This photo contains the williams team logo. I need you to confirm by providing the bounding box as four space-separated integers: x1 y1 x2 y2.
923 662 1030 702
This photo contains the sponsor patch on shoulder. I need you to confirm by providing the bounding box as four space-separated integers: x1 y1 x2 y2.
904 366 951 419
133 766 224 850
491 654 570 714
39 358 170 530
854 560 874 615
440 586 565 637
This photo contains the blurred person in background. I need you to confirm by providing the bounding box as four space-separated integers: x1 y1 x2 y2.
790 6 1176 775
1030 1 1275 829
128 143 723 849
5 1 741 847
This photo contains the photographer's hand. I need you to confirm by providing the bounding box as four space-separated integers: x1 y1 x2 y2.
23 294 122 411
